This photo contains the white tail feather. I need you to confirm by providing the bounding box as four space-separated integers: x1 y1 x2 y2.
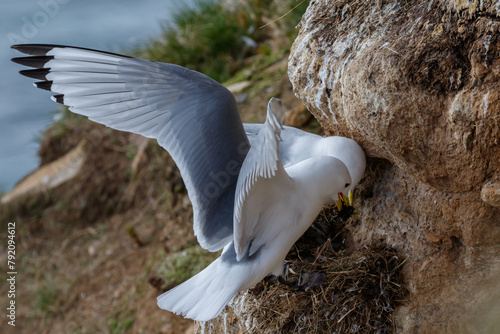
157 258 243 321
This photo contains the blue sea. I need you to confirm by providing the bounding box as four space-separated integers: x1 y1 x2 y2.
0 0 195 192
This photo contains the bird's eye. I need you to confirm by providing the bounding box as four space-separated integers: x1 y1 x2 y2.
345 183 350 188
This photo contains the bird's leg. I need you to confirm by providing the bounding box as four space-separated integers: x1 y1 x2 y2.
283 261 291 279
277 275 298 288
277 261 300 288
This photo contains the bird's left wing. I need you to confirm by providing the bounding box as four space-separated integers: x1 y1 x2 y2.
12 44 250 251
233 98 294 261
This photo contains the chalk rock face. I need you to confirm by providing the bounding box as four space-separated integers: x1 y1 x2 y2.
288 0 500 332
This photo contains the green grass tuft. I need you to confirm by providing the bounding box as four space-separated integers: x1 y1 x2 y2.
35 281 58 316
138 0 309 82
109 312 135 334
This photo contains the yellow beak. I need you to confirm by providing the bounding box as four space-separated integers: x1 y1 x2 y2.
336 190 354 211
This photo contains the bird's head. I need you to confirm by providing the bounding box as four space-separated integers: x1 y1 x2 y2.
314 157 352 206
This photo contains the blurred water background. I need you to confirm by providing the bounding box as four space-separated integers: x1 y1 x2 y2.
0 0 194 191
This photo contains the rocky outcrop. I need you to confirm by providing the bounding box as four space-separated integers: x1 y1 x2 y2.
288 0 500 332
1 140 86 204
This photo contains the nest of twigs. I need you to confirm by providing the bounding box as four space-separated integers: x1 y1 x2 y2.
247 205 408 333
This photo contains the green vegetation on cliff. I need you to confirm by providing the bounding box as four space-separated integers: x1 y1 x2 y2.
137 0 308 83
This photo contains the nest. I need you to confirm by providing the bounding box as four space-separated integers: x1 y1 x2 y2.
247 206 408 333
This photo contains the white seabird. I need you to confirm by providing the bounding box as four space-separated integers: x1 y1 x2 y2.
12 44 366 321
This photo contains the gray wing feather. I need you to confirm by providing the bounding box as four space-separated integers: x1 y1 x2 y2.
12 44 250 251
233 98 291 260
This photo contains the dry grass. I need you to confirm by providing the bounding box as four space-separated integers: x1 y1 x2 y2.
245 206 408 333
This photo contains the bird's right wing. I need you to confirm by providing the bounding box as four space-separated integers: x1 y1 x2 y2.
233 98 294 260
12 44 250 251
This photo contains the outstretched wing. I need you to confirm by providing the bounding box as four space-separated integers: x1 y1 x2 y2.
12 44 250 251
233 98 294 260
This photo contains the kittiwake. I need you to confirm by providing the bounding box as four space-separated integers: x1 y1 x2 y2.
12 44 366 321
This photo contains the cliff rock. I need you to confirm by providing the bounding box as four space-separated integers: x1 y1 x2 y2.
287 0 500 332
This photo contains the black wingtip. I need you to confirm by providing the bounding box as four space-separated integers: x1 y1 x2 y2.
11 43 133 58
34 81 53 91
52 94 64 104
19 68 50 80
11 56 54 68
10 44 57 56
